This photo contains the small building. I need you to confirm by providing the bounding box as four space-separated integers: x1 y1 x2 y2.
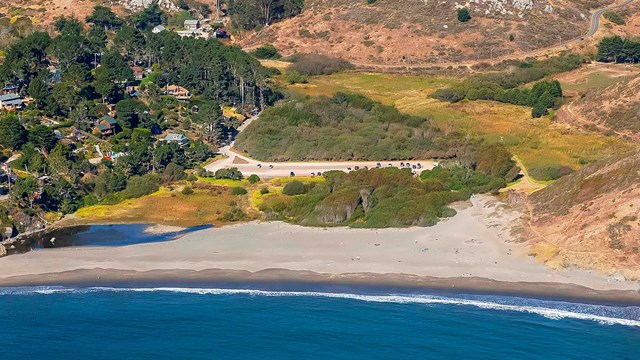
164 85 192 100
152 25 166 34
0 94 24 111
131 66 145 80
162 133 189 146
94 115 119 137
1 84 18 94
184 19 200 30
214 28 228 39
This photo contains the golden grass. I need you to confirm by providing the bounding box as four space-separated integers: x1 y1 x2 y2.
287 73 635 173
74 187 255 227
259 59 291 71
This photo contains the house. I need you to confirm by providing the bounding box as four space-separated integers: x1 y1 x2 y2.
214 28 228 39
94 115 119 137
0 94 24 111
1 84 18 94
162 133 189 145
164 85 192 100
132 66 145 80
184 19 200 30
152 25 166 34
176 30 210 39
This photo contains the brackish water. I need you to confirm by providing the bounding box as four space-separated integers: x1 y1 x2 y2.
0 285 638 359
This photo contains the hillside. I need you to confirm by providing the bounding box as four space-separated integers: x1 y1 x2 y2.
240 0 609 65
564 73 640 140
528 150 640 280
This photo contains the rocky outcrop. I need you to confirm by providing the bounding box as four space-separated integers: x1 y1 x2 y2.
116 0 179 11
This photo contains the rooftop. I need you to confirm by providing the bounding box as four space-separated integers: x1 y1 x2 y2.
164 133 188 141
184 20 199 25
0 94 21 101
100 115 118 125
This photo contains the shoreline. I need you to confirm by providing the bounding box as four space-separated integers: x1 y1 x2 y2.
1 195 638 306
1 268 639 305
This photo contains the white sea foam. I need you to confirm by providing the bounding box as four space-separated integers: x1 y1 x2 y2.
2 286 639 327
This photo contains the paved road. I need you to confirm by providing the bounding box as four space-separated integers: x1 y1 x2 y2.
204 115 436 178
584 0 634 38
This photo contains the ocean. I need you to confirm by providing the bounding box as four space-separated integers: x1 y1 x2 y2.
1 285 638 359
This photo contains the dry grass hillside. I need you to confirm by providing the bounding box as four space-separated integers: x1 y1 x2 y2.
0 0 129 26
564 73 640 140
528 151 640 280
240 0 610 65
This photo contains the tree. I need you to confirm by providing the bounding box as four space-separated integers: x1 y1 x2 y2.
28 125 58 152
10 176 40 209
0 115 28 150
457 8 471 22
86 5 123 32
28 71 50 108
195 101 224 143
54 16 83 36
115 99 147 129
531 103 548 118
133 3 165 30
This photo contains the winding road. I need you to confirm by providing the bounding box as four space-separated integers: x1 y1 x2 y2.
204 115 436 178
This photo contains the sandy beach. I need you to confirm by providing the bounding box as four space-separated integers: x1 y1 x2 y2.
1 195 638 302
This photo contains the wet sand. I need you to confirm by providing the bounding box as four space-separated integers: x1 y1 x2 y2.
0 196 638 302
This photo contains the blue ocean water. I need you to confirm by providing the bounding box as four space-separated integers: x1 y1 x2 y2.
0 286 638 359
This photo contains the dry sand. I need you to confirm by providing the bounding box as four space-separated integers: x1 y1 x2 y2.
0 196 638 300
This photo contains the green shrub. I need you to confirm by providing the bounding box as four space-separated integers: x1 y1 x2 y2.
232 186 248 195
215 167 243 180
248 174 261 184
287 53 354 76
603 11 625 25
286 70 308 84
122 174 160 199
181 186 194 195
457 8 471 22
260 187 270 195
162 162 187 182
529 165 574 181
282 180 306 195
221 208 247 222
251 44 281 59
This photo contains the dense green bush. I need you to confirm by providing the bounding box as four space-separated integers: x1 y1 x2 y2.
247 174 261 184
282 180 307 195
181 186 194 195
286 70 308 84
122 174 160 199
603 11 625 25
235 92 470 161
260 164 515 228
457 8 471 22
287 53 354 76
232 186 248 195
598 35 640 63
215 167 243 180
251 44 281 59
528 165 574 181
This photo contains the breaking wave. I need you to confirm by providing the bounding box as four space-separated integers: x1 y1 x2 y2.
1 286 639 327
